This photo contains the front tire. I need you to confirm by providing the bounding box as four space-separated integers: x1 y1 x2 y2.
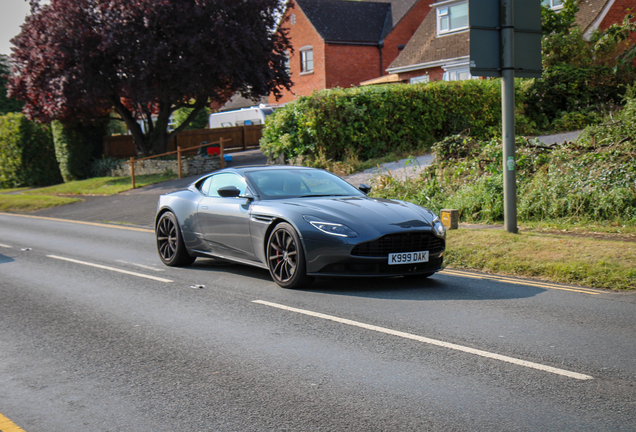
156 211 196 267
267 223 313 289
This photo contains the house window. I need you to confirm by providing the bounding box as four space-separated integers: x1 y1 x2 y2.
437 1 468 34
443 67 472 81
410 75 430 84
541 0 563 9
300 48 314 73
284 50 291 73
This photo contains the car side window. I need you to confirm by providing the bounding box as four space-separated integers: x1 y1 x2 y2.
200 177 214 195
205 173 247 197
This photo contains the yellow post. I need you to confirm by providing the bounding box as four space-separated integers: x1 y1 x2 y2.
440 209 459 230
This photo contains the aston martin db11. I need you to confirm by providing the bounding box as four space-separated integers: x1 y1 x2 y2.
155 166 446 288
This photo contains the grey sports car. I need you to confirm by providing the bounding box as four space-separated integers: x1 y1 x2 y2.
155 166 446 288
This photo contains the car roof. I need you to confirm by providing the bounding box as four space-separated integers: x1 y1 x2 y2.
191 166 323 186
231 165 318 174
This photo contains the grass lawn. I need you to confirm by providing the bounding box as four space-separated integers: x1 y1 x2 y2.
0 187 29 194
446 228 636 291
0 173 177 213
22 172 177 196
0 194 82 213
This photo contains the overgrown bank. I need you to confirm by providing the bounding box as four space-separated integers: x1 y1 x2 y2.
372 88 636 225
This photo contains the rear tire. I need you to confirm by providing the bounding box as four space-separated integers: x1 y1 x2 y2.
156 211 196 267
267 223 314 289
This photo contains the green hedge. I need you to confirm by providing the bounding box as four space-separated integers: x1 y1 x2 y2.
261 80 508 162
52 120 108 182
0 113 63 188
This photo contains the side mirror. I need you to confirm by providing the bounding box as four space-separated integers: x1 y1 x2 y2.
359 184 371 194
217 185 241 198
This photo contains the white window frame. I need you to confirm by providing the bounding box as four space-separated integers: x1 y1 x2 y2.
436 1 468 35
284 50 291 73
410 75 430 84
541 0 563 10
299 46 314 74
442 63 474 81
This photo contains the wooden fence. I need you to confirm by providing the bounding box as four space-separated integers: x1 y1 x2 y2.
103 124 263 158
126 138 231 189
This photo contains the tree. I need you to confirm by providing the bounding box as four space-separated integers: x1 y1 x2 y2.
523 0 636 131
0 55 24 114
8 0 293 156
172 106 212 131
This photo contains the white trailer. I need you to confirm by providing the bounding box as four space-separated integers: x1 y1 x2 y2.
208 106 275 129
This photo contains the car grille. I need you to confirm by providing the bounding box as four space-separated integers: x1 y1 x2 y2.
351 232 445 257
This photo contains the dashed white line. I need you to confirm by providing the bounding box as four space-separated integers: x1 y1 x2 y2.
253 300 593 381
47 255 173 283
116 259 165 272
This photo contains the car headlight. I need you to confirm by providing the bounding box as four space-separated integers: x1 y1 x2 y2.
303 215 359 238
433 217 446 239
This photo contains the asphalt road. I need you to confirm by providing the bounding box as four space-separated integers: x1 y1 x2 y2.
1 213 635 431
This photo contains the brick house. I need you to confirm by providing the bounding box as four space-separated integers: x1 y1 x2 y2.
385 0 636 84
576 0 636 40
269 0 433 104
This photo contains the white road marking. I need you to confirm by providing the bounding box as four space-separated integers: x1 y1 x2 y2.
47 255 173 283
253 300 594 381
116 259 165 272
0 243 12 248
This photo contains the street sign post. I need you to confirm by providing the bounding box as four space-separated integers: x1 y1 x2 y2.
469 0 542 233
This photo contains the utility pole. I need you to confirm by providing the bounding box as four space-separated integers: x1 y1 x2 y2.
501 0 517 233
469 0 542 234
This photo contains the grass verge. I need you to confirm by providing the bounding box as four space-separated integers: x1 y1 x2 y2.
0 187 29 194
0 172 178 213
23 172 177 196
446 228 636 291
0 195 83 212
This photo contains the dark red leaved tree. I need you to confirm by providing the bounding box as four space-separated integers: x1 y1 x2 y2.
8 0 293 155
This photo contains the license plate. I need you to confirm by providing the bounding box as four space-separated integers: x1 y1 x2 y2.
388 251 429 265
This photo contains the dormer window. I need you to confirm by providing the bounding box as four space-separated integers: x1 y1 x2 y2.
436 1 468 35
541 0 563 10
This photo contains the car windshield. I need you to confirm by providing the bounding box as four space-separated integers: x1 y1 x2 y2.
245 169 364 199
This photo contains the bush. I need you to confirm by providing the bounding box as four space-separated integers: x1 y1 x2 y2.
89 156 124 178
0 113 63 188
51 120 108 182
521 64 632 131
261 79 506 163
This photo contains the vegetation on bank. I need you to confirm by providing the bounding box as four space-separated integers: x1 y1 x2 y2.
372 88 636 225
